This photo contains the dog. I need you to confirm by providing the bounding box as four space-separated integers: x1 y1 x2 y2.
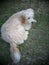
1 8 37 63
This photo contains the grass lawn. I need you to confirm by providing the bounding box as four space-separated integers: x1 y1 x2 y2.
0 0 49 65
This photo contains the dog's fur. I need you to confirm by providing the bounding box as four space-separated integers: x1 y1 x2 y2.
1 8 37 63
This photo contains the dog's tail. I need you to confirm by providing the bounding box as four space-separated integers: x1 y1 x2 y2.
10 43 21 64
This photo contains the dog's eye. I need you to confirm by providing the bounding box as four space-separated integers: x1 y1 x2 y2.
28 17 30 19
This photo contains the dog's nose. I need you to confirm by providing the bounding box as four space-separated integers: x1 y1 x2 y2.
31 22 33 24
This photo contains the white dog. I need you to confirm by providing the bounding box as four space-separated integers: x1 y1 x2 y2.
1 8 36 63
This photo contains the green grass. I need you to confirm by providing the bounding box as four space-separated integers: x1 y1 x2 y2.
0 0 49 65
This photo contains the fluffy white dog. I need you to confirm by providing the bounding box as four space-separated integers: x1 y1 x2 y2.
1 8 37 63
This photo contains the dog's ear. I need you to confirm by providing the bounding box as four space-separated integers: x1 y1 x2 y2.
20 15 26 24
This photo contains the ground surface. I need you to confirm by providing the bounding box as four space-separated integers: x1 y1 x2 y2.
0 0 49 65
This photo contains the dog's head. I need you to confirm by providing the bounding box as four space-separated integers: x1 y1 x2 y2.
19 8 37 30
20 8 37 24
22 8 37 24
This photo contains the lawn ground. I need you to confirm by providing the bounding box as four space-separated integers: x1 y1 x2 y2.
0 0 49 65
